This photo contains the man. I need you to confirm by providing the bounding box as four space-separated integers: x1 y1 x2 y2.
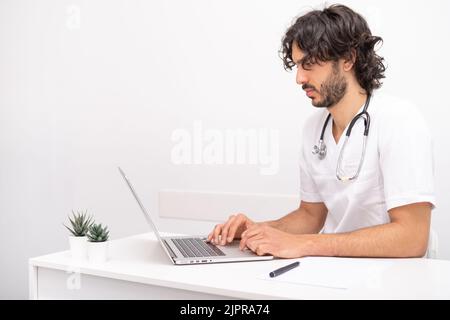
207 4 436 258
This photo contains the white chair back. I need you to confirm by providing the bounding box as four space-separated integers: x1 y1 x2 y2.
426 229 438 259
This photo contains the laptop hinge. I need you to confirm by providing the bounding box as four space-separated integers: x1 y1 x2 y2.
163 239 177 258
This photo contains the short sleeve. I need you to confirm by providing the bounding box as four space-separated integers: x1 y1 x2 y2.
379 105 436 211
299 136 323 203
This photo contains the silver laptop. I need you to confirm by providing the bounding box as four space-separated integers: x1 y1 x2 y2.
119 167 274 265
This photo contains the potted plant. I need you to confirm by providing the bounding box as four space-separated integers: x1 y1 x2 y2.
64 210 93 260
87 223 110 263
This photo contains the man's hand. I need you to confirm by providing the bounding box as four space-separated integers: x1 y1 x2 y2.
240 224 311 258
207 213 256 245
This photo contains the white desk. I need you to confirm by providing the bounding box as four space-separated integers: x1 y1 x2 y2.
29 232 450 299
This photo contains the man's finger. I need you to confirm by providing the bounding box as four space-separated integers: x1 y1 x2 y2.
240 233 263 251
245 237 264 253
212 224 223 244
227 215 246 243
220 215 236 245
255 243 269 256
241 224 263 242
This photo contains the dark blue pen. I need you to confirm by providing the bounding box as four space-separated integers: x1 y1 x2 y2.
269 261 300 278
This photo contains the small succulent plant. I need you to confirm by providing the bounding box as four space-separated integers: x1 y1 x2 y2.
87 223 110 242
64 210 94 237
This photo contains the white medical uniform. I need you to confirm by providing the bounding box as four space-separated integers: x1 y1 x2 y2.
299 92 436 234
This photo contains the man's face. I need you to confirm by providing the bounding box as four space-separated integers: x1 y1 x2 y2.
291 42 347 108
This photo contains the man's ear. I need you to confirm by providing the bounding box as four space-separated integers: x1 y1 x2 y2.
343 49 356 72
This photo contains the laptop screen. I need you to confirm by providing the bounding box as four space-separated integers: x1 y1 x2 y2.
118 167 163 243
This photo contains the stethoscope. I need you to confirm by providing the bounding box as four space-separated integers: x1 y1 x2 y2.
312 94 371 182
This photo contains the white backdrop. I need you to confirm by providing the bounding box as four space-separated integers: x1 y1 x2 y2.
1 0 449 299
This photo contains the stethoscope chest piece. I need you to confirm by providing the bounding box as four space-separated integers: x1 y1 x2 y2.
312 140 327 160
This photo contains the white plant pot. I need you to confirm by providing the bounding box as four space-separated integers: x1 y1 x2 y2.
88 241 109 263
69 236 88 260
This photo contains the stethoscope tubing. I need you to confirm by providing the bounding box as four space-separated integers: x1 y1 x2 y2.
313 94 372 181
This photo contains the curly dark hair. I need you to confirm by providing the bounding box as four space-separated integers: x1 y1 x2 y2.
280 4 386 95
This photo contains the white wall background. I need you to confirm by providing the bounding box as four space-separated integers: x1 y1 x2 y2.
1 0 449 299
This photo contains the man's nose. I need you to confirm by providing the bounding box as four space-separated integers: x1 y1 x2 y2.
296 68 308 85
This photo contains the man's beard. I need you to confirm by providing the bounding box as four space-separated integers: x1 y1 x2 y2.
304 63 347 109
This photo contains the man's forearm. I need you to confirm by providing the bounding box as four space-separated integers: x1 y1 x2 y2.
302 221 429 258
265 207 324 235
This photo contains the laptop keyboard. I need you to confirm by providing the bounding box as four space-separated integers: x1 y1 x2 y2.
172 238 225 258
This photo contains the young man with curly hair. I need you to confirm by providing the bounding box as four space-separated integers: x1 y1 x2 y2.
207 4 436 259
